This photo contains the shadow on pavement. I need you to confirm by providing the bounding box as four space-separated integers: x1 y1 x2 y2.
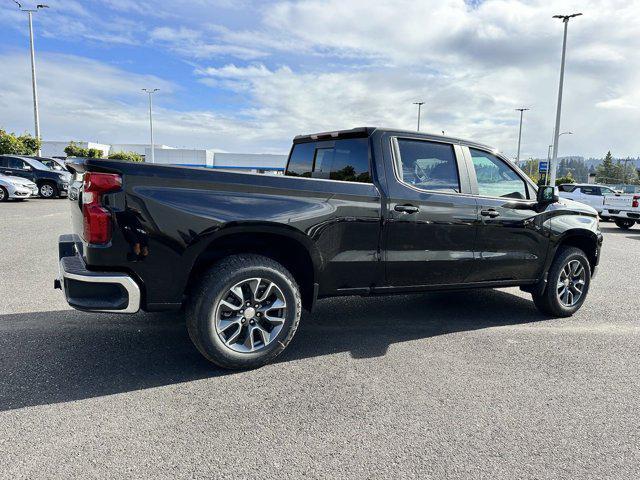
0 289 542 411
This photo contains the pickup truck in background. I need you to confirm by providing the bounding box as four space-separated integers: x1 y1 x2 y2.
56 127 603 369
602 194 640 229
558 183 618 219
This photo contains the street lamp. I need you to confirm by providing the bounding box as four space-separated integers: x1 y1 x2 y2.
142 88 159 163
14 1 48 156
549 12 582 186
413 102 425 131
515 107 530 165
547 132 573 185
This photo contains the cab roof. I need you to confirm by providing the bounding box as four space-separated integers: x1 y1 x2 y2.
293 126 499 153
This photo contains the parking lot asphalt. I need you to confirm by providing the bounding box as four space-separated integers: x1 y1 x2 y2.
1 198 639 479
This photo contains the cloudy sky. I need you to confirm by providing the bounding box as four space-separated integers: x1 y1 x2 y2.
0 0 638 158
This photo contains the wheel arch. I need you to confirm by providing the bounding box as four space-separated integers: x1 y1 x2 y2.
553 230 600 273
185 224 321 311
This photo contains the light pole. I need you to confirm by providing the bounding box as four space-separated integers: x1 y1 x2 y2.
549 12 582 186
142 88 159 163
515 107 530 165
14 1 48 156
547 132 572 184
413 102 425 131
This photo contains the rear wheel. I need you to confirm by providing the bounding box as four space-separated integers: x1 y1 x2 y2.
186 254 302 369
532 246 591 317
614 218 634 230
39 182 59 199
0 186 7 202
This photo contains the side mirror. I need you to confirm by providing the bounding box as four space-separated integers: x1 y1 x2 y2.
537 185 559 205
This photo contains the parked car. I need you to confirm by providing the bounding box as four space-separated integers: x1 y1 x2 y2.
29 156 69 172
0 172 38 201
558 183 618 219
602 193 640 229
56 127 603 369
0 155 71 198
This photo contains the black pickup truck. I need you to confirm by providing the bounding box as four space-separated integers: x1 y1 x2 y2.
57 127 603 368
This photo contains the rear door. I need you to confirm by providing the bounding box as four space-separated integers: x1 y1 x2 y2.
380 135 478 287
285 137 383 294
464 147 548 283
577 186 604 211
3 157 35 182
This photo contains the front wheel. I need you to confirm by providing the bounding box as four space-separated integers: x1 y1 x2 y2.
614 218 634 230
532 246 591 317
0 186 8 202
186 254 302 369
39 182 59 199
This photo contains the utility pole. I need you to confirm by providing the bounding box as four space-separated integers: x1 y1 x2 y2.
14 1 48 156
142 88 159 163
515 108 530 166
549 12 582 186
413 102 425 131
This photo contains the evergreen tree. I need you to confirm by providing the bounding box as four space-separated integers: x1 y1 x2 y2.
595 151 617 184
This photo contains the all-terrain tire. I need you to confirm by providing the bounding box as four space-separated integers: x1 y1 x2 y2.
186 254 302 369
532 246 591 318
614 218 634 230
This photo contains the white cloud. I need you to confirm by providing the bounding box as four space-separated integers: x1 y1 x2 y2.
1 0 639 158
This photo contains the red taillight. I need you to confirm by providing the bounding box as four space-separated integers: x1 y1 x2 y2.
633 196 639 208
82 172 122 244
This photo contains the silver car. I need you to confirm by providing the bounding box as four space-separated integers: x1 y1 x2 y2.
0 173 38 201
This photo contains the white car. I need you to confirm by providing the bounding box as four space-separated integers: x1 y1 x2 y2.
558 183 618 218
0 173 38 201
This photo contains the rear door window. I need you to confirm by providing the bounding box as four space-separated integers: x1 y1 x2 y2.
395 139 460 192
7 158 26 170
580 186 600 196
286 138 371 183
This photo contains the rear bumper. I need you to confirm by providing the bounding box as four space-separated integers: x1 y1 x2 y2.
602 209 640 221
56 234 140 313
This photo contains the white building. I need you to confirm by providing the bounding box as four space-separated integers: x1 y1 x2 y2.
147 148 287 173
41 141 110 158
213 153 286 173
111 143 173 156
40 139 287 173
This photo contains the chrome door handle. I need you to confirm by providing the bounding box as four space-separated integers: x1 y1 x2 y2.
394 204 419 214
480 209 500 218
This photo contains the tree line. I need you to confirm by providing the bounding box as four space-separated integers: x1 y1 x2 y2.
521 151 640 185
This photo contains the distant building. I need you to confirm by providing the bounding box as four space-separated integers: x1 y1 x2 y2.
111 143 173 156
41 141 110 158
147 147 214 167
40 140 288 174
147 147 287 174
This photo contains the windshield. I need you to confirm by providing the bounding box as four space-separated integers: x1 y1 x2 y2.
41 159 64 171
24 158 50 171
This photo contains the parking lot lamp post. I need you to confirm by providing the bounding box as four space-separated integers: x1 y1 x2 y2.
515 108 530 166
546 132 573 184
142 88 159 163
549 13 582 186
413 102 425 131
14 2 48 156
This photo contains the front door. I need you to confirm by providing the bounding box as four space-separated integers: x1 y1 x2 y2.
464 147 548 283
382 136 478 287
